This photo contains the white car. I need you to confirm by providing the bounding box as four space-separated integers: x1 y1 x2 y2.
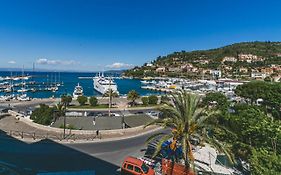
146 111 159 118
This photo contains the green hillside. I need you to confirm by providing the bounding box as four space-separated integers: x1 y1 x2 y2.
124 41 281 78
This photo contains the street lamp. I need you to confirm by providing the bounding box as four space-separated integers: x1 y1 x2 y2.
62 88 67 139
63 101 66 139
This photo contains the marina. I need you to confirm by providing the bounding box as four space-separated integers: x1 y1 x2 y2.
0 71 163 100
0 70 247 103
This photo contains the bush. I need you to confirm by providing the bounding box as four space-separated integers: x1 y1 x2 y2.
30 104 54 125
77 96 88 106
148 95 158 105
89 96 98 106
141 97 149 106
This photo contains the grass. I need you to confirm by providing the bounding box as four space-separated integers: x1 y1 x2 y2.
68 104 116 109
128 104 162 108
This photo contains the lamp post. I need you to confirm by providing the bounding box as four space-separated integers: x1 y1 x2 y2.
63 88 67 139
63 101 66 139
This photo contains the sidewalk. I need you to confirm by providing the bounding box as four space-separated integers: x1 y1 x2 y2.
0 114 161 143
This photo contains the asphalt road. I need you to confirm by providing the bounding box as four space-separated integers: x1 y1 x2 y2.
0 128 166 175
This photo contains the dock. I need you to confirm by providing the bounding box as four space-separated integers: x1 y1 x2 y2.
141 86 174 93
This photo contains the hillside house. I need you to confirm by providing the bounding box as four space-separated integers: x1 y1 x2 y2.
251 72 266 79
156 67 166 73
238 54 264 63
260 67 274 75
222 56 237 63
210 70 222 79
239 67 248 73
168 67 181 72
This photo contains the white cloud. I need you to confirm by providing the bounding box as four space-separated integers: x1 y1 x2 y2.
8 60 16 64
105 62 134 69
36 58 79 65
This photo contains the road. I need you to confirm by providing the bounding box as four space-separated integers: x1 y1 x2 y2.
0 128 166 175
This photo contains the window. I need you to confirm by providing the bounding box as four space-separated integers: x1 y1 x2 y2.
134 166 142 173
127 164 133 170
123 163 127 168
141 163 149 174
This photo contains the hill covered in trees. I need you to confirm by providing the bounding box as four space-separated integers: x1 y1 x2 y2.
124 41 281 79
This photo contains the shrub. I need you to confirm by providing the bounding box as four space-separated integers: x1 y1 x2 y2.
77 96 88 106
148 95 158 105
89 96 98 106
141 96 149 106
30 104 54 125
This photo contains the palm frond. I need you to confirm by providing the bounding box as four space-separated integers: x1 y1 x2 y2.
145 132 166 144
152 133 173 158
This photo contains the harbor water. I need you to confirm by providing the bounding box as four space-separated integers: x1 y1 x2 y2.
0 71 162 98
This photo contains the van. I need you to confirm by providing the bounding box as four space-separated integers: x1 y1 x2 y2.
121 156 155 175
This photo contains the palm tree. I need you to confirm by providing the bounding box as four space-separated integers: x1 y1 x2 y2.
127 90 140 106
52 103 65 122
145 90 234 172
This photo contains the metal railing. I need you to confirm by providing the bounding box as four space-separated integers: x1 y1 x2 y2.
0 129 101 142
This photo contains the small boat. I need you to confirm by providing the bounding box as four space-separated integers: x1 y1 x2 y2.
73 83 83 99
17 88 28 93
140 80 150 84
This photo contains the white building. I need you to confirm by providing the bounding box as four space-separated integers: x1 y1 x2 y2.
251 72 266 79
222 56 237 63
211 70 222 79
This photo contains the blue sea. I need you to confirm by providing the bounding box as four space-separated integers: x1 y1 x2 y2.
0 71 162 98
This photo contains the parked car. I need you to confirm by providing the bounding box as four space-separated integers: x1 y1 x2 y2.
121 156 155 175
134 111 144 115
146 111 159 117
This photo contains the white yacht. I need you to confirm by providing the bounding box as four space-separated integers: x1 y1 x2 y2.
73 83 83 99
93 73 118 95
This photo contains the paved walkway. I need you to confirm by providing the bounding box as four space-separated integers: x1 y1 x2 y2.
0 114 160 143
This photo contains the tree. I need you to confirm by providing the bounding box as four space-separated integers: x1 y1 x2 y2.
201 92 229 112
61 95 72 106
77 96 88 106
103 89 119 98
89 96 98 107
141 96 149 106
235 81 281 119
103 89 119 108
30 104 54 125
145 90 234 170
148 95 158 105
127 90 140 106
53 103 65 122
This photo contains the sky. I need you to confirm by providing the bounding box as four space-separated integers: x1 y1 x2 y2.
0 0 281 71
